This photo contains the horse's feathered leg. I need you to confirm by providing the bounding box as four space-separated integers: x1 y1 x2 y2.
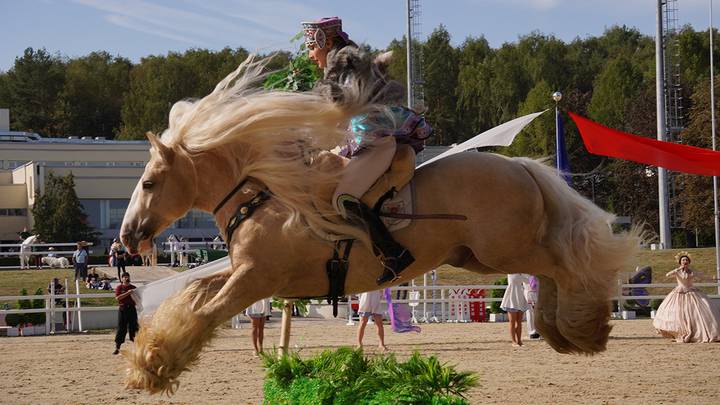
123 265 272 395
123 271 232 394
533 275 584 354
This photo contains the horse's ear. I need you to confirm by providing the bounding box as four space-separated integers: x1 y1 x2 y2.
373 51 393 75
146 132 174 165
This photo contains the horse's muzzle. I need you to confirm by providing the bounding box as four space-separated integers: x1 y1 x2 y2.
121 227 152 255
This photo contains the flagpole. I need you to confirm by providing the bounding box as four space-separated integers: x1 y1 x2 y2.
553 91 563 176
709 0 720 294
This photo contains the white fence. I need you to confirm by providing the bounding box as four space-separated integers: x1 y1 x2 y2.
0 278 115 336
4 280 720 335
0 242 95 256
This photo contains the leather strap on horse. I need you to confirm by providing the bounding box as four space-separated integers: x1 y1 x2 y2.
326 239 353 317
224 189 271 245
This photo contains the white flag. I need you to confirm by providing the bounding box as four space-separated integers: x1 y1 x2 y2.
418 110 548 169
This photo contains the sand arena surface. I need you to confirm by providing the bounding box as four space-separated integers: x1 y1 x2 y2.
0 318 718 404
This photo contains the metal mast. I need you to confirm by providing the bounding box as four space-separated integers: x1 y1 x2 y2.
405 0 424 110
663 0 685 231
656 0 672 249
656 0 685 248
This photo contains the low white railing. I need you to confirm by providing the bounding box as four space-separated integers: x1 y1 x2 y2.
0 242 95 256
0 278 115 335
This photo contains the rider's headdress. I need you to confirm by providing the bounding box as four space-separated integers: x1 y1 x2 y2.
674 251 691 263
301 17 349 49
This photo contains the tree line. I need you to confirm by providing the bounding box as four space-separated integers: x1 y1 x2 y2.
1 25 719 247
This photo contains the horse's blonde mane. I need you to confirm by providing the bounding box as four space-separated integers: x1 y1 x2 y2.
160 56 375 243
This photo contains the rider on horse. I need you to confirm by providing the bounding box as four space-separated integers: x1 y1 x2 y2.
301 17 432 285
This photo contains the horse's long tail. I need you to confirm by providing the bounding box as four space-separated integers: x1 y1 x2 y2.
517 158 642 354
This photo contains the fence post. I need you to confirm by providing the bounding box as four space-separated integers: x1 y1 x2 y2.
279 299 293 357
64 278 70 332
346 296 355 326
617 278 624 315
75 278 83 332
440 288 445 322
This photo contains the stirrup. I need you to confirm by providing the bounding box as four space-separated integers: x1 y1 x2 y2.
375 250 412 285
376 266 400 285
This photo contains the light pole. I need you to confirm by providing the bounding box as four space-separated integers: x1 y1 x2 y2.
709 0 720 293
553 91 563 176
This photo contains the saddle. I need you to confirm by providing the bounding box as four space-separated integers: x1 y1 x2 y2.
360 144 416 209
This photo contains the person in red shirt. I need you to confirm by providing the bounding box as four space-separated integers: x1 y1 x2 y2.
113 272 138 355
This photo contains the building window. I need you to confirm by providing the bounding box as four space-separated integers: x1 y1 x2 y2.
79 199 129 230
0 208 27 216
174 209 216 229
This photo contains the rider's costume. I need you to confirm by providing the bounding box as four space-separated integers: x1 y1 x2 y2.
302 17 432 284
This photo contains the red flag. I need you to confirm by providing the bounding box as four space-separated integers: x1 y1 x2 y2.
568 112 720 176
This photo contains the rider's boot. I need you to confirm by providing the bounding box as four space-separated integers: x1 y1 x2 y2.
340 196 415 285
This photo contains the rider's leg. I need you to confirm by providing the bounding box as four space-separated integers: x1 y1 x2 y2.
333 136 414 285
340 196 414 284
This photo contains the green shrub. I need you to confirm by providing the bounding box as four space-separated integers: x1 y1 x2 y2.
490 277 508 314
29 287 46 325
651 299 663 310
261 348 478 405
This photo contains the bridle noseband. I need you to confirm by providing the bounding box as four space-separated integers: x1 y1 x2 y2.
213 177 271 245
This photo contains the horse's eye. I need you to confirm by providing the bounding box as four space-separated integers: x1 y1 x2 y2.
142 181 154 190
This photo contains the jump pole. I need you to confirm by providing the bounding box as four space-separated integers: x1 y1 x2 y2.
278 299 293 357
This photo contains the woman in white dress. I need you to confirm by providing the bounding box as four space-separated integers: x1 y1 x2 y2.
501 274 530 347
357 290 387 351
653 252 720 343
246 298 271 355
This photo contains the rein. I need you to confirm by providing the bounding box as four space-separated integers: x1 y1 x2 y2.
213 177 272 245
213 178 250 215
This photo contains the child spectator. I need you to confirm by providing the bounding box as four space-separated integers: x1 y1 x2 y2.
113 272 138 355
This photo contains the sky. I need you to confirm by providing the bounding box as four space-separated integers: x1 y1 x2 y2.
0 0 717 72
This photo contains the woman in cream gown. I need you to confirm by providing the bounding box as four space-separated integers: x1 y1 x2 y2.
653 252 720 343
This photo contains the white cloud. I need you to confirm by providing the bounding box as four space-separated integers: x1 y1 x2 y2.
105 14 206 46
73 0 298 50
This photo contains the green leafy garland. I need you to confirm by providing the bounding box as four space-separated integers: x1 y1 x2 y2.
261 348 478 404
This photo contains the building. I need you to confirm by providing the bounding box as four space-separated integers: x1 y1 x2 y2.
0 119 218 247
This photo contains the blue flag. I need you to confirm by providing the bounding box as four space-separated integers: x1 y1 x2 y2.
556 109 572 186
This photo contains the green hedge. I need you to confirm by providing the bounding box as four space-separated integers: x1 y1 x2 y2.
490 277 508 314
5 288 46 327
261 348 477 405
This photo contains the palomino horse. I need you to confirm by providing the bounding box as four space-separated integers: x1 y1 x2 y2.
120 59 639 394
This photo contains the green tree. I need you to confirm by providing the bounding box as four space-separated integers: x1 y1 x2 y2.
55 51 132 138
675 76 719 245
587 55 644 130
422 26 459 145
456 36 494 139
506 80 555 157
119 47 249 139
32 172 98 243
487 43 532 125
4 48 66 135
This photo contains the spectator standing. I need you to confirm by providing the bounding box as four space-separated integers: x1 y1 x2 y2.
72 242 89 281
111 239 126 280
524 275 540 340
113 272 138 355
168 235 179 267
501 273 530 347
179 237 189 267
245 298 271 356
357 290 387 351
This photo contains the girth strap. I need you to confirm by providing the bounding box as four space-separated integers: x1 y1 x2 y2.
326 239 354 317
224 189 271 245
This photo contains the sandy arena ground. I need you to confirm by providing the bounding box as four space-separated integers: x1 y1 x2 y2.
1 318 718 404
